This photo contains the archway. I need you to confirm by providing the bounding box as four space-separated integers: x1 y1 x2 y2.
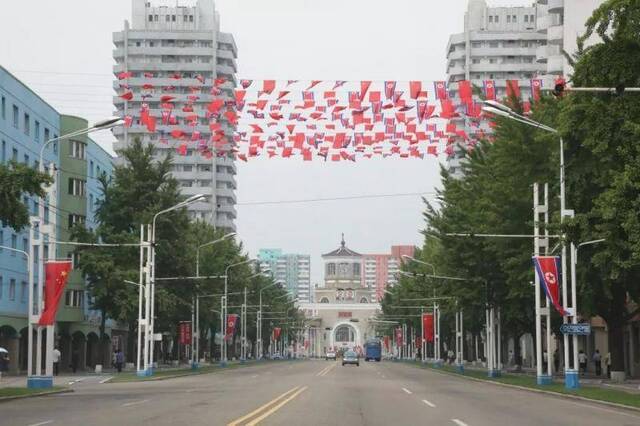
70 331 86 372
332 322 360 352
86 332 100 369
0 325 19 374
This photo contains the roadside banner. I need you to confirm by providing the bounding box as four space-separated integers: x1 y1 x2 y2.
226 314 239 340
533 256 567 315
422 313 434 342
38 261 72 325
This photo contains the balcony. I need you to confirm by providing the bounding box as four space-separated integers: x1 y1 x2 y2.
547 25 564 45
216 186 237 200
215 216 236 231
217 203 237 218
547 54 564 74
548 0 564 13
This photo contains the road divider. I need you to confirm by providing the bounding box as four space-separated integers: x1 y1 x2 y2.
227 386 307 426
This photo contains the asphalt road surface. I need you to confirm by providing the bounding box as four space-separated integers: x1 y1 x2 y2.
2 360 640 426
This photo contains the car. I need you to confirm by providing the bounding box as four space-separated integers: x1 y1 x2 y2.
342 350 360 367
325 351 336 361
271 352 282 360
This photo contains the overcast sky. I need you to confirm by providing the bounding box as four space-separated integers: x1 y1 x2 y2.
0 0 530 284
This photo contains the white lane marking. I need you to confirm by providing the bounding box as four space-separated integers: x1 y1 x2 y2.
451 419 469 426
121 399 150 407
250 374 259 378
381 375 386 378
422 399 436 408
99 377 113 384
402 387 412 395
28 421 54 426
185 389 198 393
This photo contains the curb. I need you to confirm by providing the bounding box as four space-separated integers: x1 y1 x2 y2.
0 388 73 403
417 364 640 414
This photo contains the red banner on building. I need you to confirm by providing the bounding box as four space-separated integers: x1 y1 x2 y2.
422 313 434 343
272 327 282 341
38 261 72 326
179 321 192 345
395 327 403 346
226 314 239 340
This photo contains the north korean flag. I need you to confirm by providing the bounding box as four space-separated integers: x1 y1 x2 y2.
533 256 567 316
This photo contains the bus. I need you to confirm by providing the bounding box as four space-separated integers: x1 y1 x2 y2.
364 339 382 362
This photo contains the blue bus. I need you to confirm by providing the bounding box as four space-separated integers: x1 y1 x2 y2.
364 339 382 362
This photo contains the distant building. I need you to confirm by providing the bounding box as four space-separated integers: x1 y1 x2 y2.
258 249 311 303
112 0 238 230
362 245 416 302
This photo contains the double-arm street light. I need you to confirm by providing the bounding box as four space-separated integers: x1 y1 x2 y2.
481 100 580 388
27 117 123 388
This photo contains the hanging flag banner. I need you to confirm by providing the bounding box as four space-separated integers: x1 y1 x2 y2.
272 327 282 341
422 313 434 343
226 314 239 340
383 335 390 351
179 321 192 345
395 327 403 347
532 256 567 315
38 261 72 326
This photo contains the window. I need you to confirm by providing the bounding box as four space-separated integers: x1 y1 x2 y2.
524 15 529 23
507 15 511 23
148 14 153 21
489 15 493 23
9 279 16 301
1 96 5 119
35 120 40 142
70 252 81 269
43 244 49 261
24 113 30 135
472 58 480 64
11 234 17 254
1 140 5 162
172 15 176 21
530 15 534 22
68 178 86 197
89 160 94 177
24 154 29 165
65 290 84 308
189 15 194 22
326 263 336 276
20 281 27 303
44 127 50 142
89 194 94 212
154 14 159 22
353 263 360 276
12 148 18 162
489 58 497 64
320 297 329 303
360 297 368 303
23 237 28 253
70 140 86 159
166 15 170 22
495 15 499 23
0 230 3 250
512 15 517 23
13 105 19 128
68 214 86 228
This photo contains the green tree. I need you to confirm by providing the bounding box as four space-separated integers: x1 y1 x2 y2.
0 162 52 230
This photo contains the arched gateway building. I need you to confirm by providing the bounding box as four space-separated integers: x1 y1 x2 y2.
299 236 380 355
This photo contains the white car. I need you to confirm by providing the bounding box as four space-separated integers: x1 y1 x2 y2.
325 351 336 361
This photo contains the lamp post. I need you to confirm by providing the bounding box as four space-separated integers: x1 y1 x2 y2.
137 194 205 377
257 280 280 360
191 232 235 368
28 117 123 389
482 100 579 389
221 259 256 366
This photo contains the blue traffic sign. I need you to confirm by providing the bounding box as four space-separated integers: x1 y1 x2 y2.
560 324 591 335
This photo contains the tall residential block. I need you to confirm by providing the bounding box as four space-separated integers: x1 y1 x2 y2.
112 0 238 230
362 245 416 302
258 249 312 303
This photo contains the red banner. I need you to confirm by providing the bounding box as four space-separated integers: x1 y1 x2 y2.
383 335 390 351
226 314 239 340
179 321 192 345
422 313 434 343
38 261 72 326
272 327 282 341
395 327 403 346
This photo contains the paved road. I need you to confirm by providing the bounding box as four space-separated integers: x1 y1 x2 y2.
2 360 639 426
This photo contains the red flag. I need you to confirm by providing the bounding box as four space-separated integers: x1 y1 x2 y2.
117 71 133 80
458 80 473 103
119 91 133 101
409 81 422 99
533 256 567 315
384 81 396 100
483 80 496 100
395 327 403 346
434 81 448 100
307 80 322 90
272 327 282 340
240 79 253 89
422 313 434 342
506 80 521 99
360 81 372 101
226 314 239 340
38 261 72 325
262 80 276 95
530 79 542 102
383 336 390 351
179 321 192 345
145 115 156 133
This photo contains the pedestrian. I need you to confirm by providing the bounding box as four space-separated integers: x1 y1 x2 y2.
447 349 455 364
578 350 588 375
71 350 79 373
593 349 602 376
508 350 514 367
543 350 548 374
111 350 117 369
0 350 10 380
115 349 124 373
52 347 61 376
553 349 559 374
606 352 611 378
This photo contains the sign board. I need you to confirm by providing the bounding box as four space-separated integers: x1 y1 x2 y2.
338 311 352 318
153 333 163 341
560 323 591 335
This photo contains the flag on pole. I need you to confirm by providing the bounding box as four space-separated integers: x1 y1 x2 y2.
422 313 434 342
395 327 403 346
533 256 567 315
38 261 72 325
226 314 239 340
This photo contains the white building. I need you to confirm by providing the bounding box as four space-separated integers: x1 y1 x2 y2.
445 0 604 178
112 0 238 230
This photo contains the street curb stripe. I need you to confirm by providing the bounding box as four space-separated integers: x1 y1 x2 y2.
245 386 308 426
402 387 412 394
227 386 301 426
422 399 436 407
452 419 469 426
27 421 53 426
121 399 150 407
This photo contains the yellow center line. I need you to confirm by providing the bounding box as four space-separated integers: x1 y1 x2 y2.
245 386 308 426
320 362 337 376
227 386 301 426
316 364 333 376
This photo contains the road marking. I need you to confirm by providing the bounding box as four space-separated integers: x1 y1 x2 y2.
99 377 113 384
250 375 259 378
381 375 386 378
28 421 54 426
316 363 337 377
227 386 301 426
67 377 85 385
451 419 469 426
245 386 308 426
121 399 150 407
422 399 436 408
402 387 412 395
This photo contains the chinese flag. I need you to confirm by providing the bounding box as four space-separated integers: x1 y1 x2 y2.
422 313 434 342
38 261 72 326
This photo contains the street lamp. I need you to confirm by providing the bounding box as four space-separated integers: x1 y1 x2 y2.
138 194 206 376
27 116 123 389
195 232 236 277
221 258 256 366
483 99 580 389
257 280 281 360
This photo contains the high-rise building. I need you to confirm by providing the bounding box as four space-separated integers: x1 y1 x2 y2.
445 0 604 178
112 0 238 230
362 245 416 302
258 249 312 303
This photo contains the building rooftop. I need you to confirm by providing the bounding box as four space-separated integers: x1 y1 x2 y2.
322 234 361 257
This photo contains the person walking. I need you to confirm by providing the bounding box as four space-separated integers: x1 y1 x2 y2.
115 349 124 373
578 350 588 375
52 347 61 376
606 352 611 378
0 350 9 380
593 349 602 376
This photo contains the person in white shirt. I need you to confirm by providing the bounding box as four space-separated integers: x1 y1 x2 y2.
578 350 588 375
52 347 61 376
